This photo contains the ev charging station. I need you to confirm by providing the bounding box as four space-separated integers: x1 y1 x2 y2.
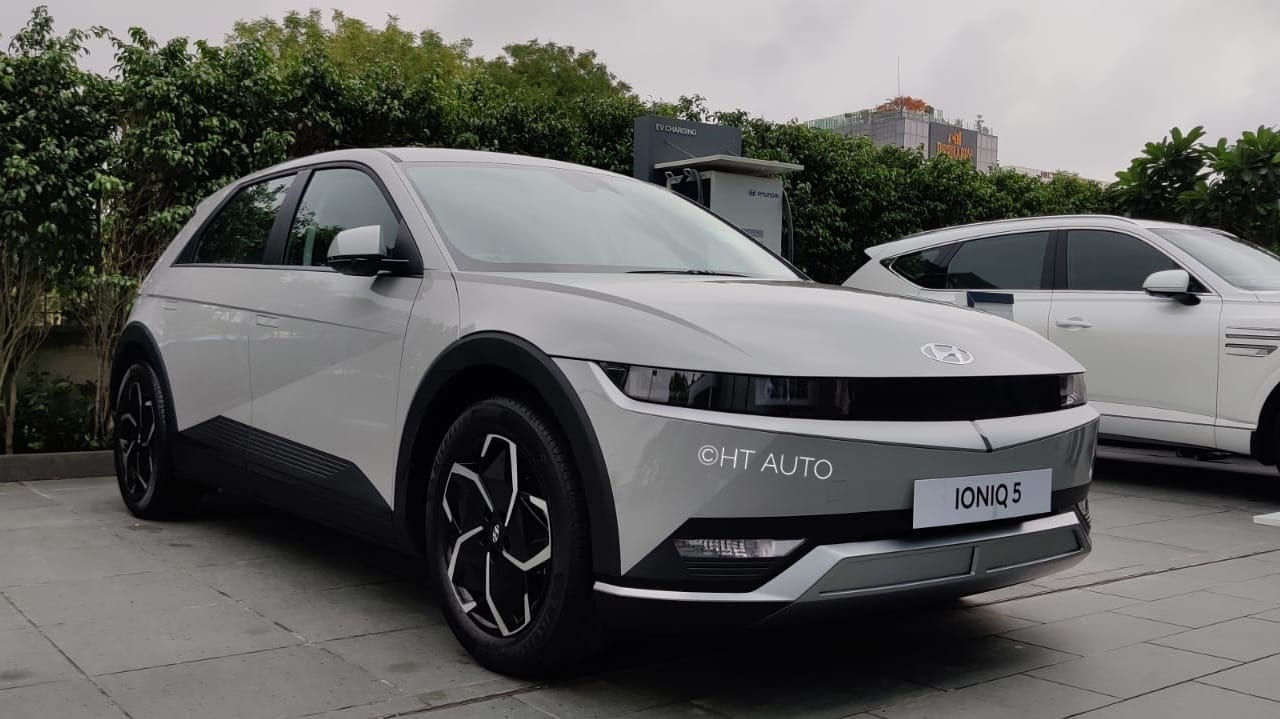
632 115 803 260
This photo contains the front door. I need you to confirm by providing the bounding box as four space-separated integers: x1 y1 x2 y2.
244 166 422 522
1048 229 1222 448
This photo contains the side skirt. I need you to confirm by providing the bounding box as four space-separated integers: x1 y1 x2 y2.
175 416 406 549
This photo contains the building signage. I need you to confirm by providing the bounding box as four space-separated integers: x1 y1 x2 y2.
928 123 979 166
656 122 697 136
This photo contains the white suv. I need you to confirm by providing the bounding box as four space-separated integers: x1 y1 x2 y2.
846 214 1280 467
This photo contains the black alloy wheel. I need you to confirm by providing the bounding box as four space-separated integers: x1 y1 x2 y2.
427 396 602 677
113 362 200 518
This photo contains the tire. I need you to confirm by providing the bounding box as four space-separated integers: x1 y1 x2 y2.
426 396 603 677
113 361 202 519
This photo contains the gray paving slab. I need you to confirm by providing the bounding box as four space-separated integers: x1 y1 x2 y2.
1099 512 1280 554
615 702 740 719
1026 641 1236 699
1255 607 1280 622
1001 611 1185 656
1253 549 1280 563
688 669 935 719
0 486 56 510
1209 572 1280 602
870 674 1112 719
242 581 440 642
984 588 1139 624
95 645 401 719
322 625 528 707
0 523 125 551
4 569 228 627
1088 495 1225 530
1200 654 1280 701
0 544 165 588
1090 558 1280 601
1151 617 1280 661
42 600 300 675
187 554 395 600
0 678 129 719
877 635 1076 691
1073 681 1280 718
403 697 555 718
0 627 81 690
0 597 28 632
1111 590 1279 628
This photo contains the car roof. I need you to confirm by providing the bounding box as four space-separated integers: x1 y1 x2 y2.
240 147 614 183
862 214 1209 259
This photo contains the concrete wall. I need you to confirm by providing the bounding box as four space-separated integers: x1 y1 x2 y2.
20 326 98 389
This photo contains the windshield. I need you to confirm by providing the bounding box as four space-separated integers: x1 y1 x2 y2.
1152 227 1280 291
403 162 800 278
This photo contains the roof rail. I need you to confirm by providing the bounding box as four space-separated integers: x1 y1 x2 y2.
891 214 1138 241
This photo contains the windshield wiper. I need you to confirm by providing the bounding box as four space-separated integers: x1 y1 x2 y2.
625 269 747 277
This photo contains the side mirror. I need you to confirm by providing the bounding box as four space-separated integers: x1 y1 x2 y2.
326 225 408 277
1143 269 1200 306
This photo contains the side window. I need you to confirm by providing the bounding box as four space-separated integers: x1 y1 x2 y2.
889 246 949 289
284 168 399 267
945 232 1050 290
189 176 294 264
1066 230 1177 291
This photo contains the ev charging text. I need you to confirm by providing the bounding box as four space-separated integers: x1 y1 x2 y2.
698 445 833 480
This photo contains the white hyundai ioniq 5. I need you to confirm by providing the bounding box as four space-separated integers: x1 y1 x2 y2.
112 148 1097 676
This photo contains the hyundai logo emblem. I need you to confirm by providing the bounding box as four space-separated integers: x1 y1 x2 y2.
921 343 973 365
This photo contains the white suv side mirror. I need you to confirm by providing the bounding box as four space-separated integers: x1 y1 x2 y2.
1143 269 1200 306
327 225 393 277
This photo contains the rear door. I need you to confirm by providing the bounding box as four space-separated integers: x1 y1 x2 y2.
899 230 1055 335
156 173 297 483
242 165 423 526
1048 229 1222 448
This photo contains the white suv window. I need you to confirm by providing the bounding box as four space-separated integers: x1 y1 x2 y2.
1066 230 1177 291
946 232 1049 290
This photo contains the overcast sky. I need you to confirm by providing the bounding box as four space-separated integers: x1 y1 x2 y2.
4 0 1277 181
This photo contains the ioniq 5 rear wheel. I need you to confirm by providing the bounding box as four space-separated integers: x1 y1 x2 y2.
113 362 201 519
426 396 601 677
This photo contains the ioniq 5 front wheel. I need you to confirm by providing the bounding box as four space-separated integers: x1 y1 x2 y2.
426 396 602 677
113 362 201 519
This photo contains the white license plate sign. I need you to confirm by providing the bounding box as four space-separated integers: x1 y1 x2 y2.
912 468 1052 529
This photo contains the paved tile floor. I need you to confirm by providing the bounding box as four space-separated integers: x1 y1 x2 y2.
2 454 1279 718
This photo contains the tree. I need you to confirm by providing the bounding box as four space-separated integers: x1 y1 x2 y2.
480 40 632 103
1182 126 1280 246
1110 125 1209 221
0 6 116 452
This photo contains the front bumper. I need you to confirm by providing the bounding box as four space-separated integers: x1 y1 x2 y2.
595 508 1089 629
555 357 1098 622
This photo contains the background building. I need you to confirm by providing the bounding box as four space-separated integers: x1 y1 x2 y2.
806 97 998 172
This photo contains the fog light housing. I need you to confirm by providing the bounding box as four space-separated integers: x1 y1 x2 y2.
673 538 804 559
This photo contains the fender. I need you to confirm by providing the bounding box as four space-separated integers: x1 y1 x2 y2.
111 322 178 426
394 331 621 576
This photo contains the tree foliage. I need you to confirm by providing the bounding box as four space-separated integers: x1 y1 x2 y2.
0 5 115 451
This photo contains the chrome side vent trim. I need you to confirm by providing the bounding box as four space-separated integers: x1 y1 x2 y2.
1225 343 1278 357
1224 327 1280 357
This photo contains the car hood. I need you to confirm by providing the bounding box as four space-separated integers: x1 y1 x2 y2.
455 273 1084 377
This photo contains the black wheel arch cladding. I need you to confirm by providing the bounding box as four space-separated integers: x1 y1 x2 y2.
396 331 621 576
112 322 179 429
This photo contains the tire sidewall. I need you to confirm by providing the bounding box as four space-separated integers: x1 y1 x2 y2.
113 362 173 514
426 397 587 666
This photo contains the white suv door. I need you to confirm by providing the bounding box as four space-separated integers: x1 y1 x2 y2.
900 231 1054 335
243 166 423 512
1048 229 1222 448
